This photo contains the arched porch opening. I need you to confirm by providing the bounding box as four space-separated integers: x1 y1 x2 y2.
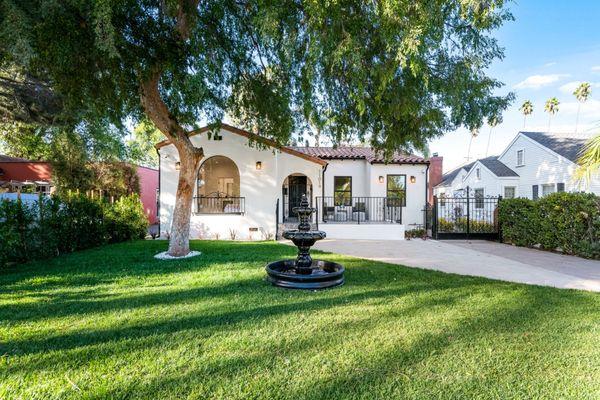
282 173 313 222
196 156 244 214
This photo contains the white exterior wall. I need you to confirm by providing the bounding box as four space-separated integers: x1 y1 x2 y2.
159 128 322 240
322 160 369 197
367 163 428 227
498 134 595 198
462 163 520 198
322 160 428 227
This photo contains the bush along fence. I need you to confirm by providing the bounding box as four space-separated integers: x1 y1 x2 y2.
0 193 148 268
498 192 600 259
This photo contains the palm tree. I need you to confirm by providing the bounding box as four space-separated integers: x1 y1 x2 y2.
466 127 479 162
573 82 591 133
519 100 533 129
485 115 502 157
544 97 559 132
575 134 600 186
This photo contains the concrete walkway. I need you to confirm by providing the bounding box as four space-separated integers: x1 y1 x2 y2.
309 239 600 292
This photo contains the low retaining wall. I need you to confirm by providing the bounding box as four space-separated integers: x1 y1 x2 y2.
319 223 405 240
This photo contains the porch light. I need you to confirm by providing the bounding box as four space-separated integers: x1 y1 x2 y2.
256 161 262 170
175 161 181 171
410 176 416 183
378 176 384 183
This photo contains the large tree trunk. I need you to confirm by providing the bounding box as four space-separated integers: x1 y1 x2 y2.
139 0 203 257
167 145 203 256
140 68 204 257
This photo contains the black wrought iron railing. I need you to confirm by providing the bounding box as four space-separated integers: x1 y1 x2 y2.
194 196 245 214
316 196 403 224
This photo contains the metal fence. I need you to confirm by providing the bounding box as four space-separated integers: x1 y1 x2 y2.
194 196 245 214
316 196 403 224
432 189 500 240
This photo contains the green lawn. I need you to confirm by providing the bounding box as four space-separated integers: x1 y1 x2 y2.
1 241 599 399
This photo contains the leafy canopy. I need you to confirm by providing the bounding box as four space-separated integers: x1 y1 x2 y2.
1 0 514 153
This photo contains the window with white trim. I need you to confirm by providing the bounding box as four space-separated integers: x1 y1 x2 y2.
542 183 555 197
516 149 524 166
476 167 481 179
504 186 516 199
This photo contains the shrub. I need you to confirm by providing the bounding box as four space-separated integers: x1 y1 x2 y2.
405 228 426 239
498 192 600 259
105 194 148 243
437 218 455 232
0 193 149 268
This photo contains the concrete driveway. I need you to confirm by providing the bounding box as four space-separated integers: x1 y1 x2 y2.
310 239 600 292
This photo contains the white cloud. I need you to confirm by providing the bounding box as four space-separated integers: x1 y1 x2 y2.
559 81 600 94
559 99 600 118
543 62 557 67
592 66 600 71
514 74 570 89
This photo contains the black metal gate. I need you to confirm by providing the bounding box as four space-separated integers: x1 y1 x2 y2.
432 187 501 240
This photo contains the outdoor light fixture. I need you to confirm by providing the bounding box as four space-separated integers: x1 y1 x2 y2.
378 176 384 183
256 161 262 170
410 176 416 183
175 162 181 171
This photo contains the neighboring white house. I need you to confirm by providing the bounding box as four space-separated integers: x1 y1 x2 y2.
434 131 600 200
157 124 431 241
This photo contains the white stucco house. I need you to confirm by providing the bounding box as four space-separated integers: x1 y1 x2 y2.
157 124 434 240
434 131 600 200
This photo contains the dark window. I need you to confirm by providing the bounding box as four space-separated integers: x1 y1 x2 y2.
387 175 406 207
557 183 565 192
439 193 446 207
334 176 352 206
532 185 539 200
474 188 484 209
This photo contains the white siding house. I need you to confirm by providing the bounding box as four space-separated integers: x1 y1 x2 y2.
435 131 600 200
158 124 431 241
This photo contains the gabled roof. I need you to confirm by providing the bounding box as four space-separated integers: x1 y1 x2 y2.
291 146 427 164
478 156 519 177
436 156 518 188
437 160 476 187
155 123 327 166
520 131 589 163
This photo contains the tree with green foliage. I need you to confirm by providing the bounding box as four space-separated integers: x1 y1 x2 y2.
576 133 600 184
573 82 591 134
544 97 559 132
0 0 514 256
127 121 164 169
519 100 533 129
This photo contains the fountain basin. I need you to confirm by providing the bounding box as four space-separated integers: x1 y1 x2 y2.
266 259 345 289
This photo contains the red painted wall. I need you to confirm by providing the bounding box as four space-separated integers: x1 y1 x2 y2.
0 161 52 182
136 166 159 224
427 156 443 204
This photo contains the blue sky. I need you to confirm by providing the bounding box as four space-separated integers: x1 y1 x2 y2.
430 0 600 171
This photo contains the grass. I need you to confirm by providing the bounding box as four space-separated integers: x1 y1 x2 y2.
1 240 599 399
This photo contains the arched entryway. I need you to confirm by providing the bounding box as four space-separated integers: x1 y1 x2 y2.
196 156 243 214
282 173 313 222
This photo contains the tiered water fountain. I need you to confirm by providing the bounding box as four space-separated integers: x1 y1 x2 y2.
266 194 345 289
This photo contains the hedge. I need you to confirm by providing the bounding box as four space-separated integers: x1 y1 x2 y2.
0 194 148 268
498 192 600 259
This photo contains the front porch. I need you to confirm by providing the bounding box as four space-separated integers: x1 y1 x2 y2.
278 195 406 240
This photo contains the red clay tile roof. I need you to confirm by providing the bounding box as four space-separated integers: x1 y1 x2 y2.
0 155 31 162
290 146 427 164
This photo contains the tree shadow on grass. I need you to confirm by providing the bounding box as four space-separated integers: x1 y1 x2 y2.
55 286 597 400
4 278 479 357
7 288 470 392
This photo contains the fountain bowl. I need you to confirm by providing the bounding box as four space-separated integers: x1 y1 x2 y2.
266 259 345 289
